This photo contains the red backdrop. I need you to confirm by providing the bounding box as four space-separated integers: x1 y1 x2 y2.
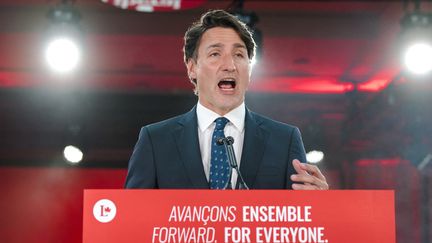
0 167 126 243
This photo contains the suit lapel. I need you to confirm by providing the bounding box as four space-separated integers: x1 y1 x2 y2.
239 109 268 188
173 107 209 188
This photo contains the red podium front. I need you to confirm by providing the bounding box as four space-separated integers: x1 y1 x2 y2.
83 190 395 243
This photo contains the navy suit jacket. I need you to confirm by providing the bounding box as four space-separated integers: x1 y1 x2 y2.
124 106 306 189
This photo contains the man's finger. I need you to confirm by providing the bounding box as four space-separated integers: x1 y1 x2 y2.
290 174 319 185
292 183 320 190
298 163 326 181
291 159 329 190
291 174 327 189
292 159 308 175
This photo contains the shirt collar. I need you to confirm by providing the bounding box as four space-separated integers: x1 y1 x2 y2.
196 102 245 132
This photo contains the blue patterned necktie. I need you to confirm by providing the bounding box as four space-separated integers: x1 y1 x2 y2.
209 117 231 189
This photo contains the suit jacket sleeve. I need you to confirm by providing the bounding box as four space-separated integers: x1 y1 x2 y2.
285 127 307 189
288 127 307 164
124 126 157 188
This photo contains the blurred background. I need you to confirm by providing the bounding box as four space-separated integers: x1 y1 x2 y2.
1 0 432 242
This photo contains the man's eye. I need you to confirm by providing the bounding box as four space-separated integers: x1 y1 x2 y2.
235 53 245 58
210 52 220 57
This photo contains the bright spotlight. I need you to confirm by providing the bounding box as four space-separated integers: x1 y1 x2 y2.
403 43 432 75
400 11 432 75
45 38 81 72
306 150 324 164
63 145 83 164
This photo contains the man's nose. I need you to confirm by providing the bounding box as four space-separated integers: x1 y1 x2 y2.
221 54 236 72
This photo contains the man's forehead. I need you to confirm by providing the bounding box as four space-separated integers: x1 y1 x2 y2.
205 42 247 50
199 27 246 49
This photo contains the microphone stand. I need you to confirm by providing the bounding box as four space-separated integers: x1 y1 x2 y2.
217 136 249 190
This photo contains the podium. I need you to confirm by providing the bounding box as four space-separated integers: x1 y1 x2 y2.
83 190 395 243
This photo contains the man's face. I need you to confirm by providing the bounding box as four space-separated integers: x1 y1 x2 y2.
187 27 252 115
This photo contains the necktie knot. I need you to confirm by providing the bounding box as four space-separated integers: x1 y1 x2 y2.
215 117 229 131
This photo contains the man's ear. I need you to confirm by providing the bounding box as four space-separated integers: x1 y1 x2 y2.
186 59 197 81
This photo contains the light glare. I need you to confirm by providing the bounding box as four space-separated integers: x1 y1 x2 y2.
306 150 324 164
45 38 80 72
63 145 83 163
404 43 432 75
251 56 257 66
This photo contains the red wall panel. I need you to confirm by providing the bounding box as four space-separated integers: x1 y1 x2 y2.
0 167 126 243
353 159 422 243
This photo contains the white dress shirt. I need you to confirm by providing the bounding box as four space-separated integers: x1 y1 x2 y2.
196 102 245 188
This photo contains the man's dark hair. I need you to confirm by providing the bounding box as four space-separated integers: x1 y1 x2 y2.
183 9 256 68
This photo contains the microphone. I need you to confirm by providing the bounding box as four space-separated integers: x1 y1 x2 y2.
217 137 234 145
217 136 249 190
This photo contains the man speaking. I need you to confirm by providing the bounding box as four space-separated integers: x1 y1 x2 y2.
125 10 328 190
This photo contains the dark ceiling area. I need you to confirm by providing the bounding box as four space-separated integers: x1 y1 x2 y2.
0 1 431 169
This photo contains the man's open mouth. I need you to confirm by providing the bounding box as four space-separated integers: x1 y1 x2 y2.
218 79 236 90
